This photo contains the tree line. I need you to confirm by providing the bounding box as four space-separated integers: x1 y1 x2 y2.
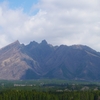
0 89 100 100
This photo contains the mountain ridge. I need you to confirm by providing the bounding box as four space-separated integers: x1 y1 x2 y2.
0 40 100 80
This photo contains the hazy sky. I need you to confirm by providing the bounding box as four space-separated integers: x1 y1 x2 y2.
0 0 100 51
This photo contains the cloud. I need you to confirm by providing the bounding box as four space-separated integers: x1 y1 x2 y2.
0 0 100 51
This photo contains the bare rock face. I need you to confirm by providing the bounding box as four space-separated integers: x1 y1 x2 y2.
0 40 100 80
0 40 40 80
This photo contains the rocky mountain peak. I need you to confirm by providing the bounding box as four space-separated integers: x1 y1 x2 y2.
41 40 48 45
0 40 20 52
13 40 20 44
10 40 20 47
0 40 100 80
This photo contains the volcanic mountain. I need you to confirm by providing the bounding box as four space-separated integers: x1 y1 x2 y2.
0 40 100 80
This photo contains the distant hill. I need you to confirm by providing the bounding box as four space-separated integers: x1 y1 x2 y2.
0 40 100 80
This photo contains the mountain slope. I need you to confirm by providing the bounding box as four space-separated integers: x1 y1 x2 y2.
0 40 41 80
44 45 100 80
0 40 100 80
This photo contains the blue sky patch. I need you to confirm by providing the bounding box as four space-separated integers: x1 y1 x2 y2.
0 0 39 14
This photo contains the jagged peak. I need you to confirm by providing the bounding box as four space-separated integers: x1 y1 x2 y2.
29 41 38 45
14 40 20 43
41 40 48 45
0 40 20 51
12 40 20 45
8 40 20 47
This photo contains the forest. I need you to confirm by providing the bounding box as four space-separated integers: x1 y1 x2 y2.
0 79 99 100
0 89 100 100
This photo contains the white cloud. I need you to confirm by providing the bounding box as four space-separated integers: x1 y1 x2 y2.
0 0 100 51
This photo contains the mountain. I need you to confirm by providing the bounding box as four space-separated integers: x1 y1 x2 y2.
0 40 100 80
0 40 41 80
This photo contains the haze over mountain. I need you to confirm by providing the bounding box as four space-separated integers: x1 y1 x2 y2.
0 40 100 80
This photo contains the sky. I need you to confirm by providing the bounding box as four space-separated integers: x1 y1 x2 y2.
0 0 100 51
